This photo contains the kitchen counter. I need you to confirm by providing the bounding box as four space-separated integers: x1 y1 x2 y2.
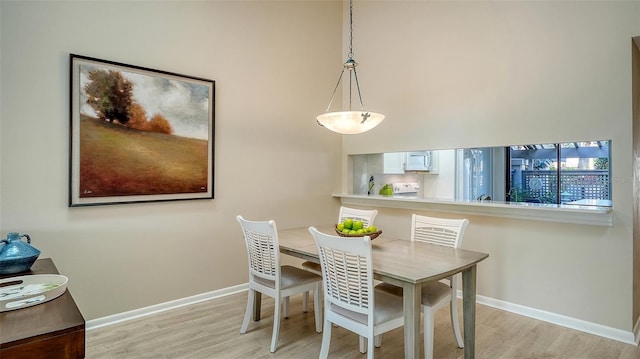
333 193 613 226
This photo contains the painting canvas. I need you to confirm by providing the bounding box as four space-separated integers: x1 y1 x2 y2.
69 54 215 206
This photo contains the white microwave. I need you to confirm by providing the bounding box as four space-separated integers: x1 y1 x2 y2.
405 151 438 172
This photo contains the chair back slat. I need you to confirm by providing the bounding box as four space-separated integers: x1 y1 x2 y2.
246 230 277 277
237 216 280 282
310 227 373 316
411 214 469 249
338 206 378 227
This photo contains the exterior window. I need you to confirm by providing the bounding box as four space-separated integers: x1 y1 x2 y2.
506 141 611 206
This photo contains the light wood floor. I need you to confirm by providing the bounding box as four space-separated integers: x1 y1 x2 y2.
86 291 640 358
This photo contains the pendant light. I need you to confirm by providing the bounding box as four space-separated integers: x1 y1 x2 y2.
316 0 385 135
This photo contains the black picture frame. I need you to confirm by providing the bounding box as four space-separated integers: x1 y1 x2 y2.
69 54 215 206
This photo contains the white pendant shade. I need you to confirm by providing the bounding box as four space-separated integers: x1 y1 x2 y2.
316 111 385 135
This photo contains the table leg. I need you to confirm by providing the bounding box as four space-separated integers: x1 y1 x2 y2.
252 292 262 321
462 265 477 359
403 282 421 359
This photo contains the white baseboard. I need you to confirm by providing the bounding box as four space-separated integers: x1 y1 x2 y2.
86 283 248 331
470 291 637 345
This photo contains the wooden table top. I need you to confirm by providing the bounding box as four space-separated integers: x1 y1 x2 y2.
279 225 489 285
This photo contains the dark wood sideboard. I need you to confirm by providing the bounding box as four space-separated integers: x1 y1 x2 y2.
0 258 85 358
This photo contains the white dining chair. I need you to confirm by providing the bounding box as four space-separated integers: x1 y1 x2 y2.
236 215 322 353
375 214 469 359
309 226 404 359
337 206 379 227
301 206 379 275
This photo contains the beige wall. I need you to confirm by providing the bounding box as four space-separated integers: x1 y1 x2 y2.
2 0 640 337
0 1 343 320
342 1 640 332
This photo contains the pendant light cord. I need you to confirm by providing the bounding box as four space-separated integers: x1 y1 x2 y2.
348 0 354 61
322 0 366 113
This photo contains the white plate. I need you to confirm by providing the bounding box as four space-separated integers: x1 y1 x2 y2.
0 274 68 312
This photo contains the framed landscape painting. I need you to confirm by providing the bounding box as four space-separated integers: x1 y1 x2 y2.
69 54 215 206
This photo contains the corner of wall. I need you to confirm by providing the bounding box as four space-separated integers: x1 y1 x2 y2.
632 35 640 329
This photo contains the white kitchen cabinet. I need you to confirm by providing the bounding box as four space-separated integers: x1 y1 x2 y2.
383 152 405 174
366 152 405 174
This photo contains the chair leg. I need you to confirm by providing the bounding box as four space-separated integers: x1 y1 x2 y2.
359 336 366 353
424 306 436 359
450 294 464 348
240 289 255 334
270 295 282 353
374 335 382 348
367 333 375 359
319 319 332 359
314 284 322 333
303 291 309 312
284 296 289 319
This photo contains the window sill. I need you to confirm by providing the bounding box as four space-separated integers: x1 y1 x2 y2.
332 194 613 227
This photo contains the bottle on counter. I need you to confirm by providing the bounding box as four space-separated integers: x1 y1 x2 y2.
368 176 375 195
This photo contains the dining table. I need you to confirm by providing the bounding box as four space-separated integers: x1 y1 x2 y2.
252 225 489 359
